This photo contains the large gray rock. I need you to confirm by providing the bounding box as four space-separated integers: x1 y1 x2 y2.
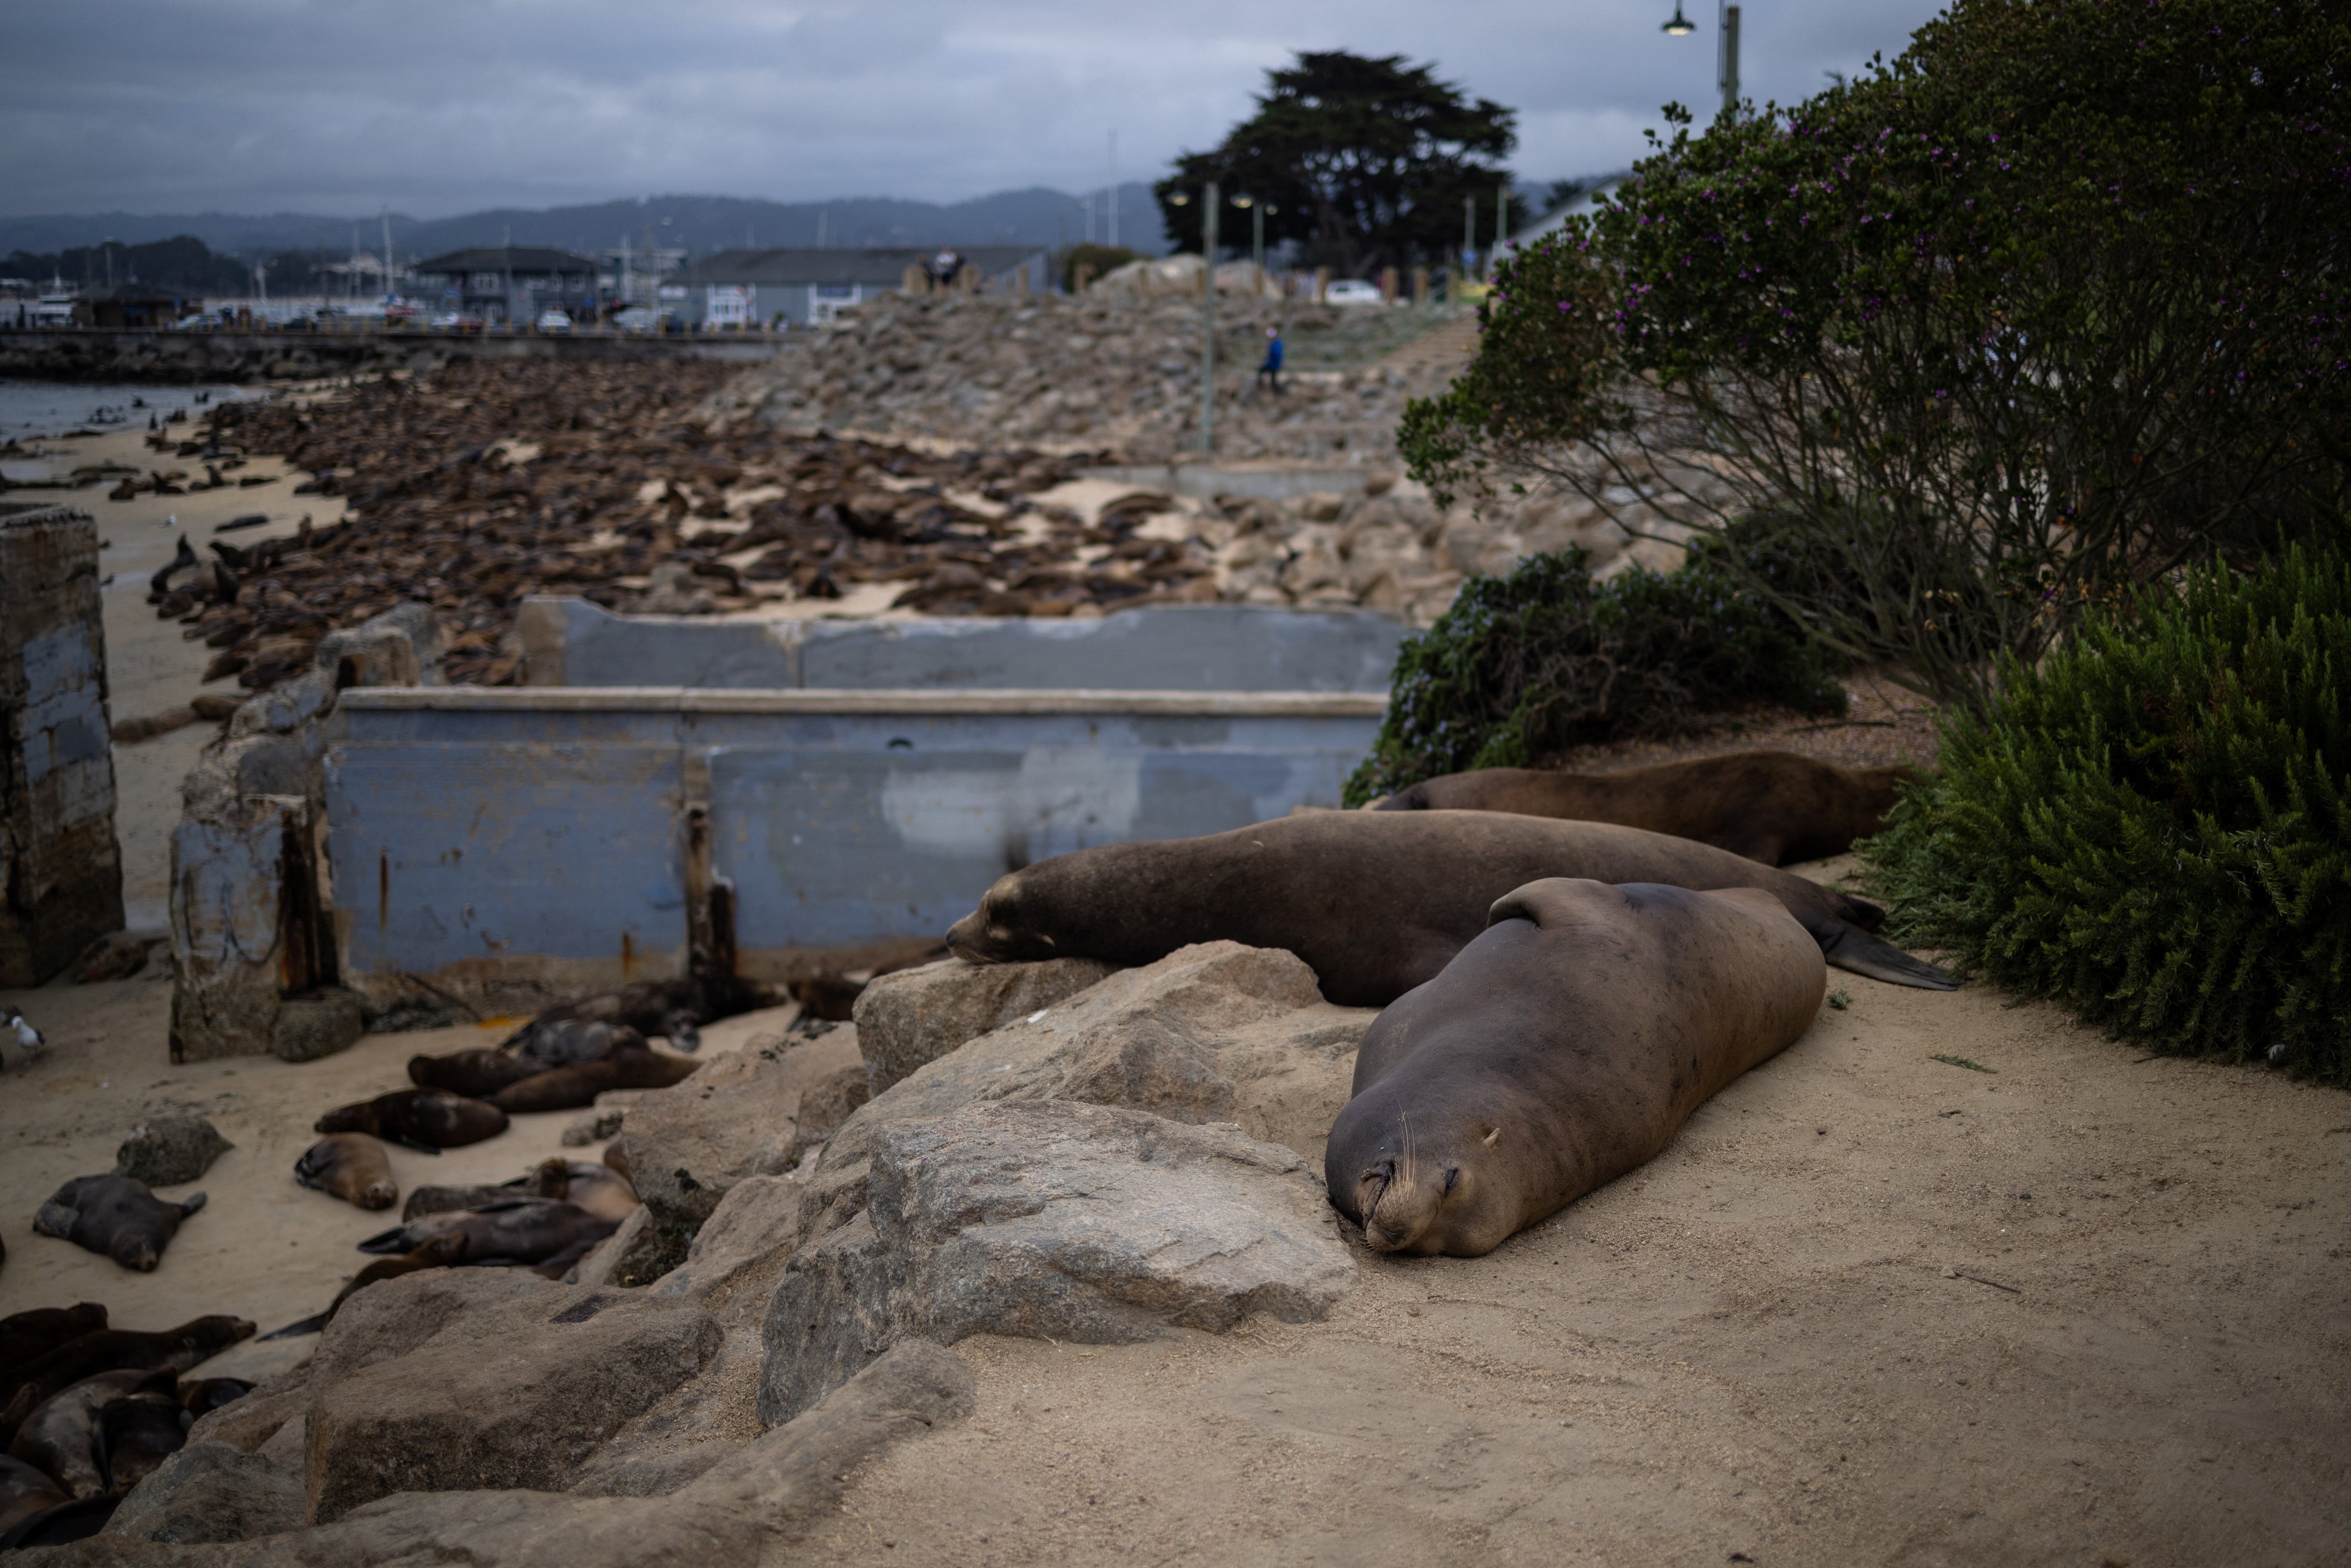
853 955 1118 1093
760 1100 1355 1424
103 1442 302 1543
113 1116 233 1186
611 1030 861 1228
40 1340 974 1568
303 1283 723 1524
304 1267 551 1393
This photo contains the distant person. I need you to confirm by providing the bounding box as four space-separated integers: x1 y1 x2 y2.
925 248 964 290
1256 324 1285 395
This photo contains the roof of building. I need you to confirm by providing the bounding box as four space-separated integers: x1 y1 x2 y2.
413 246 600 276
76 283 189 303
679 245 1047 287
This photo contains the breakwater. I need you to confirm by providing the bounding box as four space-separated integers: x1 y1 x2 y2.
0 327 787 384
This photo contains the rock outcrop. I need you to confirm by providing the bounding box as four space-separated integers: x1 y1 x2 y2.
761 1100 1355 1423
608 1029 861 1228
853 955 1119 1094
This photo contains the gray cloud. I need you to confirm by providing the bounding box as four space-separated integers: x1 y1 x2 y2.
0 0 1948 217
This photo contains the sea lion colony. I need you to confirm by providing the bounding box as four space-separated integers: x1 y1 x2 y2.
149 357 1244 693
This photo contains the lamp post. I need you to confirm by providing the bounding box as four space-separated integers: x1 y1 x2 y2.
1663 1 1741 118
1166 182 1223 453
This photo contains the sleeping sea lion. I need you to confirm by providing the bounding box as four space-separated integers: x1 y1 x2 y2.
946 811 1951 1005
487 1046 701 1114
259 1234 469 1341
401 1158 636 1222
315 1090 508 1151
96 1380 187 1492
0 1493 119 1549
293 1133 398 1210
1327 879 1826 1257
0 1307 107 1384
355 1199 618 1267
1369 750 1920 866
175 1377 251 1418
407 1048 546 1099
32 1175 207 1272
8 1369 172 1498
0 1317 253 1450
0 1453 66 1536
500 974 778 1057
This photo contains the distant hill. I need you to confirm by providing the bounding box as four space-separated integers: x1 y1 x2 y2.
0 188 1172 267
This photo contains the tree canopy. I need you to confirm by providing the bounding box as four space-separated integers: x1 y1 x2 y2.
1156 51 1515 277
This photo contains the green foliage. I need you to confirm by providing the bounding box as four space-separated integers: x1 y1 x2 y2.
1403 0 2351 709
1860 544 2351 1080
5 234 259 297
1341 545 1846 806
1157 50 1515 276
1058 244 1137 292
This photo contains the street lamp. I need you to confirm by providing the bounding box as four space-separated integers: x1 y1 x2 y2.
1663 2 1741 117
1661 4 1696 35
1166 181 1226 453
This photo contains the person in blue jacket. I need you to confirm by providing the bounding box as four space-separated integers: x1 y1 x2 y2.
1256 324 1285 395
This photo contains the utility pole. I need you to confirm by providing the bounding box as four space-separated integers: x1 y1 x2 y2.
1462 197 1476 280
381 209 396 301
1106 130 1119 249
1720 3 1742 116
1496 185 1511 269
1199 179 1219 455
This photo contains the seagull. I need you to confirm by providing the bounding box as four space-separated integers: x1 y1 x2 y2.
5 1009 44 1062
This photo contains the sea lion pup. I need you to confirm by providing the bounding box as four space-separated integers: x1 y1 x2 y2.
315 1089 509 1151
407 1047 546 1098
355 1198 617 1266
258 1235 467 1341
1327 880 1827 1257
947 811 1952 1005
0 1317 253 1448
487 1044 701 1114
401 1158 637 1222
1369 751 1922 866
0 1307 107 1384
0 1454 66 1536
293 1132 398 1210
32 1175 207 1272
8 1368 174 1498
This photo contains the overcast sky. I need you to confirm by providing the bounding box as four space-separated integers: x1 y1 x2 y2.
2 0 1949 218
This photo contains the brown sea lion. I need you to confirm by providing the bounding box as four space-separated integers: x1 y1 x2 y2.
500 973 779 1056
1327 879 1826 1257
946 811 1951 1005
0 1494 120 1548
0 1307 107 1384
315 1090 508 1151
96 1381 187 1493
487 1046 701 1114
0 1317 253 1449
8 1369 172 1498
354 1199 617 1266
0 1453 66 1536
401 1158 636 1222
293 1133 398 1211
1369 750 1920 866
407 1048 546 1099
32 1175 207 1272
175 1377 251 1418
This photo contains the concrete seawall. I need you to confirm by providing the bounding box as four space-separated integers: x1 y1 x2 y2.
0 327 788 384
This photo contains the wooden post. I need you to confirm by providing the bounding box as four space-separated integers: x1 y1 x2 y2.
1379 267 1398 303
1313 267 1330 303
1073 263 1094 293
902 264 927 296
1412 266 1429 305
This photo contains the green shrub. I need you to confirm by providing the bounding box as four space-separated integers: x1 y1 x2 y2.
1341 544 1847 805
1859 545 2351 1080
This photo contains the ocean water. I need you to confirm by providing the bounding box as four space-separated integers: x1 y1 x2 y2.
0 378 265 441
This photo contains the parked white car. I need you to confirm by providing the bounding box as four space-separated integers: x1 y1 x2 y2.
535 309 573 333
1324 279 1385 305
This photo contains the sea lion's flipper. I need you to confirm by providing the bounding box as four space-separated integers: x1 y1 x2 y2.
179 1192 207 1217
355 1226 411 1255
1816 922 1957 991
388 1135 444 1156
32 1201 76 1239
257 1314 326 1341
463 1198 540 1214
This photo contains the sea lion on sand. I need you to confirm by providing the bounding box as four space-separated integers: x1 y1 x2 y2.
500 974 778 1056
947 811 1951 1005
9 1369 171 1498
0 1454 66 1535
488 1046 701 1114
294 1133 398 1210
32 1175 207 1272
355 1199 618 1266
315 1090 508 1151
1328 879 1826 1257
407 1048 546 1099
0 1317 254 1449
401 1158 637 1223
0 1307 107 1384
1369 751 1920 866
